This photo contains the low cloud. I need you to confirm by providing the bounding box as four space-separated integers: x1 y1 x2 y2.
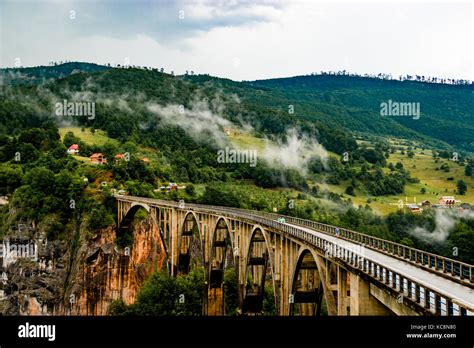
260 128 329 174
145 97 329 175
409 209 474 243
146 97 233 146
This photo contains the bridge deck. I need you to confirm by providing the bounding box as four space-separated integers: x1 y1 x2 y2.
289 223 474 311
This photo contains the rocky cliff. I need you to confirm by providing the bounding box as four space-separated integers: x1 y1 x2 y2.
0 215 167 315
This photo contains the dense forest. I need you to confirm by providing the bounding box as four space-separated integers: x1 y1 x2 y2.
0 62 473 266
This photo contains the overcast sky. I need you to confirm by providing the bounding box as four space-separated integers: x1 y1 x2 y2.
0 0 472 81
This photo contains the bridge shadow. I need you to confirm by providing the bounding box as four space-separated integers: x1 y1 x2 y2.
177 212 204 275
207 217 237 315
242 228 276 315
290 249 326 316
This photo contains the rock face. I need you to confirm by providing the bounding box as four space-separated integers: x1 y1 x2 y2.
0 215 167 315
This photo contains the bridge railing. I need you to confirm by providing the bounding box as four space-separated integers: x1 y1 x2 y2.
186 203 473 315
116 195 473 285
115 195 474 315
181 203 474 286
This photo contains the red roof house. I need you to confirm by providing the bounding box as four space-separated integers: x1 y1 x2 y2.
67 144 79 155
114 153 126 163
90 153 107 165
439 196 455 207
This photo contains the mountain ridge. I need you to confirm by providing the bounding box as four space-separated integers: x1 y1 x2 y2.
2 62 473 153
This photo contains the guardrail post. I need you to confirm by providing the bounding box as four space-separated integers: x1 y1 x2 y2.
403 279 412 298
434 293 442 315
447 300 454 316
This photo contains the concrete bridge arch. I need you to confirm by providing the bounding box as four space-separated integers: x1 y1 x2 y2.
241 225 277 314
177 211 203 275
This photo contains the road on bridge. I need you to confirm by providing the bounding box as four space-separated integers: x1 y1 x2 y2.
287 222 474 313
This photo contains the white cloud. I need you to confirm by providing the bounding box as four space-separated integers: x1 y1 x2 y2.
0 1 472 81
261 128 328 173
409 209 474 243
146 97 232 146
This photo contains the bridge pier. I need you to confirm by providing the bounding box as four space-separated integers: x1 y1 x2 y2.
337 267 349 315
369 284 419 315
280 238 297 315
349 274 393 315
170 208 179 276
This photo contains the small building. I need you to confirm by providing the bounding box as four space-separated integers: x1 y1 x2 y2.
67 144 79 155
90 153 107 165
141 157 150 164
167 182 178 191
421 200 431 208
224 128 231 136
439 196 455 207
115 153 126 163
0 196 8 206
408 204 421 213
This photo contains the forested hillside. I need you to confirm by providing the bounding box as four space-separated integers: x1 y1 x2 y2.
247 74 474 152
0 63 473 264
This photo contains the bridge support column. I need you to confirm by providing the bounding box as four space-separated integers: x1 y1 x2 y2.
337 267 349 315
170 208 179 276
236 221 246 311
349 274 392 315
280 240 300 315
234 221 247 308
369 284 419 315
273 234 282 315
315 255 337 315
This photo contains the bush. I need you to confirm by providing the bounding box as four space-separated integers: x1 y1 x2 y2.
457 180 467 195
110 269 206 316
224 268 239 315
88 205 114 230
185 183 195 196
345 186 355 196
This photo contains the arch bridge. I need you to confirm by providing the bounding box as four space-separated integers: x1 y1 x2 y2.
116 195 474 316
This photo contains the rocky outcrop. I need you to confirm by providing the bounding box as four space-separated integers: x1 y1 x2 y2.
0 215 167 315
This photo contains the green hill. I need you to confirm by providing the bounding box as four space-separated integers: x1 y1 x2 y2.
1 62 473 263
1 62 111 86
247 74 474 153
4 63 473 153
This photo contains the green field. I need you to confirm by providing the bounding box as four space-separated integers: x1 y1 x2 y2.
341 148 474 215
59 127 120 147
59 127 473 215
59 126 160 162
229 132 268 152
229 132 474 215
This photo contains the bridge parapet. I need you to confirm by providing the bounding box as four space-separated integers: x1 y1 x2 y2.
193 206 474 287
